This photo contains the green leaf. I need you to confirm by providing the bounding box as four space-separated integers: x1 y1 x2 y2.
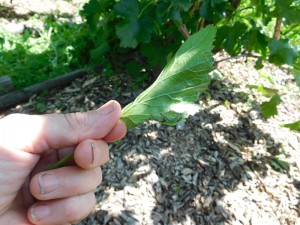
215 22 248 56
295 74 300 88
141 40 179 68
199 0 228 23
244 27 269 57
281 120 300 131
156 0 191 23
260 94 282 118
121 25 216 128
251 0 269 18
114 0 139 18
247 85 278 97
214 26 228 49
268 156 290 172
80 0 113 28
255 58 264 69
114 0 154 48
275 0 300 24
268 39 298 65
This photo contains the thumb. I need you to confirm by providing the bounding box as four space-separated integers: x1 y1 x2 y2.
0 101 122 154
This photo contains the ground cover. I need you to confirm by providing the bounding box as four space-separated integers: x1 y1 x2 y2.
1 52 299 225
0 1 299 224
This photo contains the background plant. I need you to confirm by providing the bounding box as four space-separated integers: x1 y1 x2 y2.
0 0 299 129
79 0 299 129
80 0 299 67
0 14 89 89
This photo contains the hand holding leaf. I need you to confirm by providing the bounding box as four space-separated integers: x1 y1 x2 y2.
48 25 216 170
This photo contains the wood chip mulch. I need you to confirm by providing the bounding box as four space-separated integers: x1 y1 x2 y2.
1 53 300 225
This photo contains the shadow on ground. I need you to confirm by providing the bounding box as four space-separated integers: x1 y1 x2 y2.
79 78 290 225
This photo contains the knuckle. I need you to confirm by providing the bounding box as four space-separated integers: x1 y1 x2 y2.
64 194 96 222
63 198 79 219
99 141 109 162
63 112 88 133
92 167 102 186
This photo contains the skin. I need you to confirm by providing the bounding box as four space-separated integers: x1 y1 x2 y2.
0 100 127 225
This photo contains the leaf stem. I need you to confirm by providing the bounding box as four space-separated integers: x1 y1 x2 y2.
138 0 156 18
47 152 74 170
273 17 282 40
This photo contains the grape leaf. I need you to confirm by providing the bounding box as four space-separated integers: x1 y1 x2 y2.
156 0 191 23
268 156 290 172
246 85 278 97
199 0 228 23
275 0 300 24
114 0 154 48
244 27 269 58
215 22 248 56
121 25 216 128
80 0 113 28
260 94 282 118
269 39 298 65
281 120 300 131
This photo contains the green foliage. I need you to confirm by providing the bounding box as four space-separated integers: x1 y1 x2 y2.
267 148 290 172
268 155 290 172
246 85 278 98
79 0 299 74
1 0 299 133
2 0 299 90
268 39 298 65
282 120 300 131
114 0 155 48
121 26 215 128
248 65 299 130
274 0 300 24
0 15 89 89
260 94 282 118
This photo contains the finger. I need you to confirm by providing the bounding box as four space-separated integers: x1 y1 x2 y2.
28 192 96 225
74 139 109 169
30 166 102 200
0 100 122 154
31 147 76 175
103 119 127 143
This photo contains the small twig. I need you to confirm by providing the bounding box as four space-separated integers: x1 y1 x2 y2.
189 0 201 16
179 23 190 40
249 164 275 199
273 17 282 40
198 18 205 30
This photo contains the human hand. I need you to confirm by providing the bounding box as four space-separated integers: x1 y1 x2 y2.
0 100 127 225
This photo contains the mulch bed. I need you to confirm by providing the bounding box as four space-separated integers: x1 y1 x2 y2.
1 53 300 225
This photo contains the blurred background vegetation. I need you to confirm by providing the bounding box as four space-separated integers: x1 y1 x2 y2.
0 0 299 129
0 0 299 89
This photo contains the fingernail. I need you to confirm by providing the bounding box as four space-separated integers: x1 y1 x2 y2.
99 101 116 115
31 204 50 221
39 173 59 195
90 142 96 166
